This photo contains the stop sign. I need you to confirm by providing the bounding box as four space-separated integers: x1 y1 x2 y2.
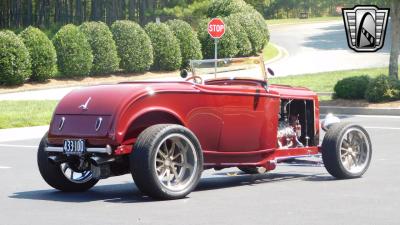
208 18 225 39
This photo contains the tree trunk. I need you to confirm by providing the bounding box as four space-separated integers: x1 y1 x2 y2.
389 0 400 80
128 0 136 21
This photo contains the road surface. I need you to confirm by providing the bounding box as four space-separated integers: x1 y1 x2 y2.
0 115 399 225
268 20 394 76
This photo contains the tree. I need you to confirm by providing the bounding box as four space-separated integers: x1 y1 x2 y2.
389 0 400 80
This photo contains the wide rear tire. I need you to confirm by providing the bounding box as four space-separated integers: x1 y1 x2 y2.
322 122 372 179
130 124 203 200
37 134 98 192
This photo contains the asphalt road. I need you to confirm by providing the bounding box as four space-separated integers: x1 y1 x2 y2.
268 20 395 76
0 115 399 225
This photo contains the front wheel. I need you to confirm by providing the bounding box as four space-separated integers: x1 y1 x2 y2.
322 123 372 179
37 134 98 192
130 124 203 200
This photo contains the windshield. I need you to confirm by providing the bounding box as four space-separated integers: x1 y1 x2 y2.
190 56 267 81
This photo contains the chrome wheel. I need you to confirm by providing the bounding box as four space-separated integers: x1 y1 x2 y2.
339 128 371 174
60 163 93 184
154 133 198 192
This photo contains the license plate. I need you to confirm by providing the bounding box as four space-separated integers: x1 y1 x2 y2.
63 139 86 155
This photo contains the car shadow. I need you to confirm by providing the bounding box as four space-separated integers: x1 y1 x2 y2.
10 170 335 203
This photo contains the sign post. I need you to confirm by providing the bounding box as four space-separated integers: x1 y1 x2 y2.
208 18 225 78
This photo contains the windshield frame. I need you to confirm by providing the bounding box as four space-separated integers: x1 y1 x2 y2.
189 56 268 82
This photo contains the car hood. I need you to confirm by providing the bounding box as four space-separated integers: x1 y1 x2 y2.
269 84 317 99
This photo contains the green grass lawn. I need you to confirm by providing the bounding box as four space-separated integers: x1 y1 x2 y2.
263 42 279 61
266 16 341 25
270 67 391 93
0 100 58 129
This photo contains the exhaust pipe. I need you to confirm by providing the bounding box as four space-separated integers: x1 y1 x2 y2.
48 155 67 165
89 156 116 167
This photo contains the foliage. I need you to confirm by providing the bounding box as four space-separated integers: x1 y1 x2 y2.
166 19 202 68
0 30 31 85
333 76 370 99
225 15 252 56
232 12 270 53
145 22 182 71
80 21 120 74
156 0 211 26
207 0 253 17
111 20 153 72
365 75 400 102
19 26 57 82
197 18 238 59
53 24 93 77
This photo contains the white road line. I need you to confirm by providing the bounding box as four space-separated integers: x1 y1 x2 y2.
321 114 400 119
0 166 11 169
0 144 36 148
365 126 400 130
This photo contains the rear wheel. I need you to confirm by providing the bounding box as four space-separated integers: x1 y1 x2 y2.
322 123 372 179
130 124 203 200
37 134 98 192
238 166 267 174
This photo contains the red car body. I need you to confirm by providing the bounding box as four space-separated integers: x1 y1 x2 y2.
39 57 371 199
47 79 320 170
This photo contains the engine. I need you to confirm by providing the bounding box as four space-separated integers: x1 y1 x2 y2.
277 99 309 149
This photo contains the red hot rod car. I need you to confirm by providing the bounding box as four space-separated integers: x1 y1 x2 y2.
38 57 372 199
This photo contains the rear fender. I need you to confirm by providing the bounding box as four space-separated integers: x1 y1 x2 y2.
117 107 185 144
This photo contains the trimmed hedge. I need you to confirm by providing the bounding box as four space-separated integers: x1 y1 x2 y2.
53 24 93 77
19 26 57 82
166 19 202 68
225 15 252 56
145 22 182 71
232 12 270 53
80 21 120 74
365 75 400 102
111 20 153 72
334 75 370 99
207 0 253 17
0 31 31 85
198 18 238 59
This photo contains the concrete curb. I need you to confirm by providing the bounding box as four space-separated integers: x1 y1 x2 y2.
265 43 288 65
320 106 400 116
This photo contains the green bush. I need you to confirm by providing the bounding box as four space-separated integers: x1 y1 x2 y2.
334 76 370 99
166 19 202 68
0 31 31 85
111 20 153 72
53 24 93 77
19 26 57 82
365 75 400 102
207 0 253 17
197 18 238 59
225 15 252 56
233 12 270 53
145 22 182 71
80 21 120 75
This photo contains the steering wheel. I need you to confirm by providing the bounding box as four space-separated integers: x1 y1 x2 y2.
185 75 203 84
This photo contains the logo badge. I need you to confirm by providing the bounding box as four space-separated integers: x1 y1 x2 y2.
79 97 91 111
342 5 389 52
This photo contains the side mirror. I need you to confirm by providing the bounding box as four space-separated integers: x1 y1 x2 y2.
180 69 189 78
267 67 275 76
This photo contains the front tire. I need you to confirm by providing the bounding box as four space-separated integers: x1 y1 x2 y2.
130 124 203 200
322 122 372 179
37 134 98 192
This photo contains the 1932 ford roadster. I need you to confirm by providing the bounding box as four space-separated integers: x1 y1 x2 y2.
38 57 372 199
